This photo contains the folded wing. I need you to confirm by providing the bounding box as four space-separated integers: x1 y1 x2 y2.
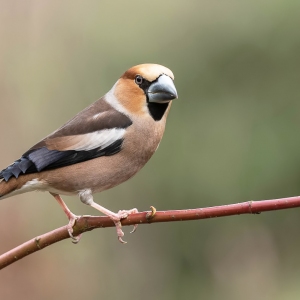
0 98 132 181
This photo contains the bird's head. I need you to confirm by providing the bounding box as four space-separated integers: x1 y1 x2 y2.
113 64 178 121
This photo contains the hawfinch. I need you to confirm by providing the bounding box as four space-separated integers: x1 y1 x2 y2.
0 64 178 243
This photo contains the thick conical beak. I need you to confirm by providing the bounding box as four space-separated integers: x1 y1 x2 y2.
147 74 178 103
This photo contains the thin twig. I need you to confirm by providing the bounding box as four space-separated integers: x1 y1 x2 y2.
1 195 300 270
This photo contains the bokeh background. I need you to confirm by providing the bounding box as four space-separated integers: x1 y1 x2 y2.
1 1 300 299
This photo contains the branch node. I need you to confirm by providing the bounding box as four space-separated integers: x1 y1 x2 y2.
146 206 157 220
35 237 41 249
248 200 261 215
248 201 253 214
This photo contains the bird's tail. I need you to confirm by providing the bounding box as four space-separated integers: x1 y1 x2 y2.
0 177 18 199
0 175 36 200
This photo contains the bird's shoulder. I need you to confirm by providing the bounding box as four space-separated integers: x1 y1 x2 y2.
31 97 132 151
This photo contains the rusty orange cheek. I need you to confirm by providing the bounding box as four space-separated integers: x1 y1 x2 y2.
115 79 146 115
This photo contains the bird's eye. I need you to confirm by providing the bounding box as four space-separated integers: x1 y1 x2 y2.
135 75 143 85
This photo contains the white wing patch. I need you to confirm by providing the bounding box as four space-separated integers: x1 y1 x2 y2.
63 128 126 151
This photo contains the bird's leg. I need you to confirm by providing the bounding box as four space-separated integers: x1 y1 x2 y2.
79 190 138 244
50 192 82 244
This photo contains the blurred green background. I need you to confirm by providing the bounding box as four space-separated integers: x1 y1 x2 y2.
1 0 300 299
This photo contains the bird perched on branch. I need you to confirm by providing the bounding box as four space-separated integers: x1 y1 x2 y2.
0 64 178 243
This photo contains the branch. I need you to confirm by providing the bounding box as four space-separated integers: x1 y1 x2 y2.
1 195 300 270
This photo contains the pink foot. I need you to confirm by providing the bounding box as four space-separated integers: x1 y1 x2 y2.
87 197 139 244
111 208 139 244
67 212 82 244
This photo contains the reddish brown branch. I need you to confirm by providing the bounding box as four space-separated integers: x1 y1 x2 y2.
1 195 300 270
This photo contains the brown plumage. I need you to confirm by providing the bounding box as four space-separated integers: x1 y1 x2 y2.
0 63 178 243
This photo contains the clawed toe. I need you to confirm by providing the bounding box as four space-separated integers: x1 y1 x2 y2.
114 221 127 244
69 230 82 244
66 213 82 244
130 223 138 234
112 208 139 243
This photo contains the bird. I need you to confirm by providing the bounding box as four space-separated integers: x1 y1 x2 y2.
0 63 178 243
